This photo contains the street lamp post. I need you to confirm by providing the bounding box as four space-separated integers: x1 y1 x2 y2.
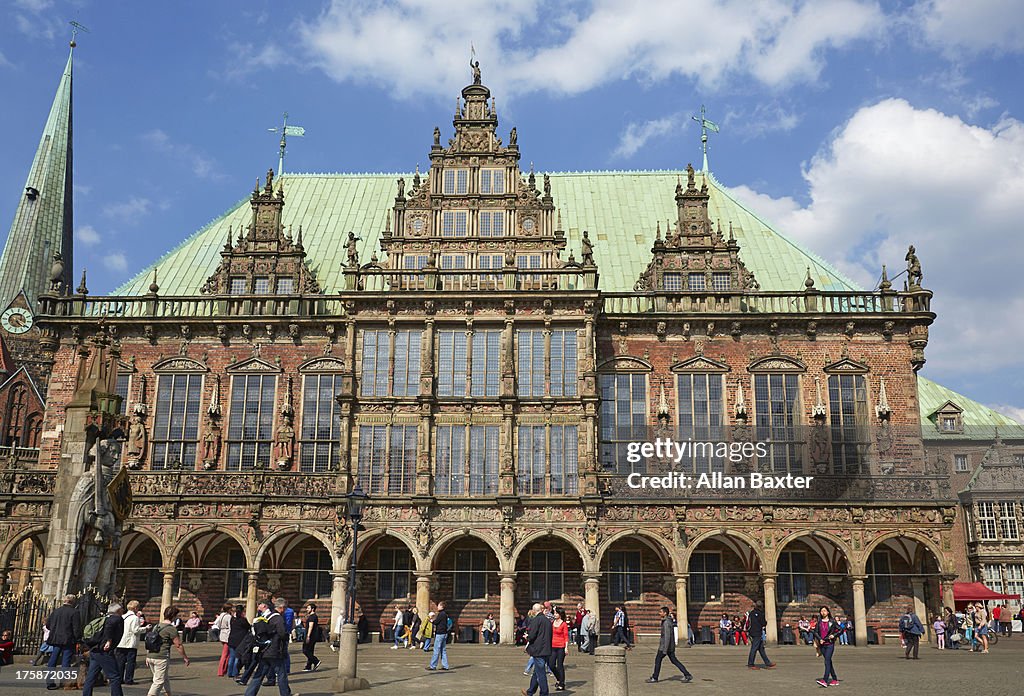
335 484 369 692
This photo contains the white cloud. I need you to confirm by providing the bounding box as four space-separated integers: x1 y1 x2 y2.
75 224 101 246
102 197 151 224
0 51 11 69
988 404 1024 424
216 42 287 80
915 0 1024 54
103 253 128 272
13 0 63 40
727 99 1024 384
295 0 884 100
142 129 224 181
723 101 801 140
613 114 684 159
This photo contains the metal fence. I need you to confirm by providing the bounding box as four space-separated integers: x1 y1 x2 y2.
0 587 112 655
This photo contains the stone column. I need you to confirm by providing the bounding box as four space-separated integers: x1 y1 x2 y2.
160 570 175 618
584 574 601 632
762 574 778 645
593 645 628 696
246 571 260 620
911 578 928 639
675 574 689 645
500 575 517 644
851 575 868 647
30 573 43 594
416 574 432 619
330 572 348 634
941 574 956 611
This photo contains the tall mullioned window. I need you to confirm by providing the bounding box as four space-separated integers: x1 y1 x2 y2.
435 424 499 495
828 374 869 474
357 425 417 495
599 374 648 473
607 550 641 602
480 168 505 194
115 373 131 415
377 548 411 600
688 552 721 603
517 425 578 495
978 502 998 541
677 373 725 473
777 551 808 603
226 374 277 470
454 550 489 600
865 551 892 604
1000 501 1019 540
530 550 563 602
152 374 203 469
479 210 505 236
754 373 802 473
517 329 577 397
438 330 500 398
301 549 332 599
300 374 343 472
442 169 469 195
360 330 422 397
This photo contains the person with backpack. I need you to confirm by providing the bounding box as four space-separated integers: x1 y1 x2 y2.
144 606 190 695
900 607 925 659
45 594 81 690
82 603 126 696
243 598 291 696
580 609 597 655
427 601 450 670
236 601 272 687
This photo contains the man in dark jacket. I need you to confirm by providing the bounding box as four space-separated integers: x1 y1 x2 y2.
244 599 290 696
646 607 693 683
46 594 81 690
746 602 776 670
82 603 126 696
236 601 271 687
522 602 552 696
427 601 450 670
902 608 925 659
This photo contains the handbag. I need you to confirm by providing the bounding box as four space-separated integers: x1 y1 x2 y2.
950 631 962 643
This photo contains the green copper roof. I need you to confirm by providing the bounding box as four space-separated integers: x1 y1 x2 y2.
918 375 1024 440
0 49 74 310
117 170 859 296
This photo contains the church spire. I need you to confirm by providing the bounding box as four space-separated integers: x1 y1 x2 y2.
0 41 75 309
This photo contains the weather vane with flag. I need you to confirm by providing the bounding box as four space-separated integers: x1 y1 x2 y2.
692 105 720 172
268 112 306 176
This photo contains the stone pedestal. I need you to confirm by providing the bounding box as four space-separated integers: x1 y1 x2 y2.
593 645 628 696
333 623 370 692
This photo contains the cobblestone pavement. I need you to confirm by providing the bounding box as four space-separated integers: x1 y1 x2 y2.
2 638 1022 695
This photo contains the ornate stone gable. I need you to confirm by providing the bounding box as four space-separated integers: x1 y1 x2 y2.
634 163 758 293
201 169 321 296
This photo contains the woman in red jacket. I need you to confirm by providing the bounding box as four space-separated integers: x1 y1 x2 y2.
551 608 570 691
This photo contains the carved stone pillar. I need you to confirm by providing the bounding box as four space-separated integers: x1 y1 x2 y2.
500 575 517 644
851 575 868 647
330 572 348 634
911 578 928 639
941 574 956 611
584 574 601 631
415 574 433 631
675 574 689 645
160 570 175 618
762 574 778 645
246 570 259 620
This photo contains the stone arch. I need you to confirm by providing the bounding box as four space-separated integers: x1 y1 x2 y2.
0 524 48 573
340 527 421 570
508 529 590 574
594 529 680 574
429 529 505 573
119 527 167 567
255 527 338 572
772 530 853 574
857 531 946 576
680 528 764 571
168 525 253 569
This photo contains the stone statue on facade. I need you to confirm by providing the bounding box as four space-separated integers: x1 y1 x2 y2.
543 174 551 197
470 58 481 85
509 127 517 146
580 230 595 266
433 127 441 147
49 251 65 292
124 413 147 467
346 232 361 268
905 245 922 287
397 177 406 199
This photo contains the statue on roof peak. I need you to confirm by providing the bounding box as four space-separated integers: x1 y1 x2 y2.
471 57 482 85
686 163 696 190
906 245 923 287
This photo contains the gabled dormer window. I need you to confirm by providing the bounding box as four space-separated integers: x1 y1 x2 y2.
688 273 705 291
479 210 505 236
276 277 295 294
253 277 270 294
230 277 247 294
443 169 469 194
442 211 468 237
480 169 505 194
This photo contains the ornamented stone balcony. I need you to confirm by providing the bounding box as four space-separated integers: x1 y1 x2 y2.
603 288 932 315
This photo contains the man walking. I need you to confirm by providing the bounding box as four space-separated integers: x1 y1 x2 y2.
82 603 126 696
611 606 627 646
427 601 450 671
901 607 925 659
580 610 597 655
646 606 693 684
116 600 144 685
45 594 81 690
244 599 293 696
746 602 776 670
522 602 552 696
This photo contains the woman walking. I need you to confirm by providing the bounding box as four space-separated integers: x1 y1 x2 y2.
302 603 321 671
145 606 191 695
228 605 249 678
812 606 842 688
551 608 569 691
214 603 233 676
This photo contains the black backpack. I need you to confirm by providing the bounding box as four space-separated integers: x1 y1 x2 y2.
144 626 165 653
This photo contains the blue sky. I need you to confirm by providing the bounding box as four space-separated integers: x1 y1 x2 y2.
2 0 1023 419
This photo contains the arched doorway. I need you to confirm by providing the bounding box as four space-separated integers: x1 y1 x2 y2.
513 534 587 617
255 530 338 628
684 531 763 643
863 535 944 632
774 533 853 642
597 534 676 636
171 529 250 620
2 531 46 593
352 531 418 637
431 533 503 642
117 530 165 615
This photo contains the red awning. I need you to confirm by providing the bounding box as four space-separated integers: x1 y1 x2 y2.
953 582 1020 601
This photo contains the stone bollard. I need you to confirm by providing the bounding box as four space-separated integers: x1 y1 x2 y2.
593 645 628 696
333 623 370 692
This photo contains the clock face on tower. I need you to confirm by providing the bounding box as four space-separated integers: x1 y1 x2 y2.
0 307 33 334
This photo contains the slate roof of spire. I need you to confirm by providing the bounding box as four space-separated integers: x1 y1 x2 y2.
0 49 74 310
115 169 858 297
